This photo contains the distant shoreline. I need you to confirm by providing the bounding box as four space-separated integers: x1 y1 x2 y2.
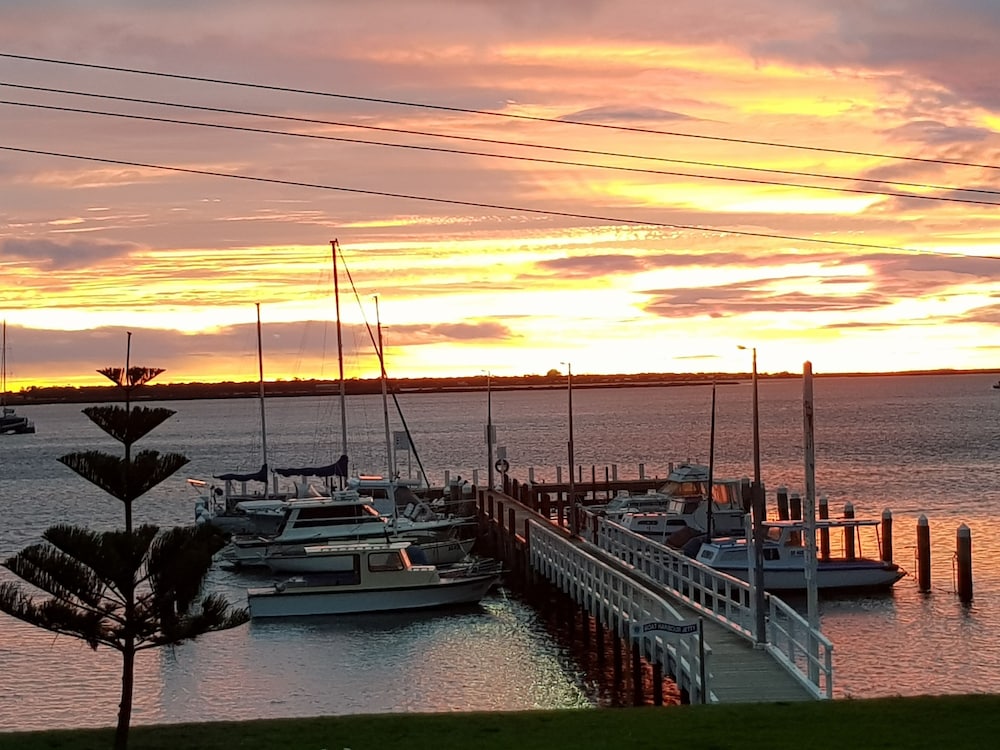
5 368 997 406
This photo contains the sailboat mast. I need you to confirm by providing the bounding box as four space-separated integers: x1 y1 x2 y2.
375 295 394 478
255 302 268 470
1 320 6 405
332 239 349 477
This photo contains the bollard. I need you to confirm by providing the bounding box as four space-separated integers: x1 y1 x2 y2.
776 486 789 520
843 501 856 560
819 495 830 559
882 509 894 562
790 492 802 521
917 515 931 593
957 524 973 604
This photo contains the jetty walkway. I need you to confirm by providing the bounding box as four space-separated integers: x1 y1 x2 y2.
475 479 831 704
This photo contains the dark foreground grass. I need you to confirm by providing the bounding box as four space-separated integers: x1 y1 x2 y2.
4 695 1000 750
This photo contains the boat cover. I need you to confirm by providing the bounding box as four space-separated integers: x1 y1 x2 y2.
274 454 349 478
215 463 268 483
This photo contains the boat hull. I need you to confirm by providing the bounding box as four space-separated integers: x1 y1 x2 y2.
710 561 905 592
247 573 499 618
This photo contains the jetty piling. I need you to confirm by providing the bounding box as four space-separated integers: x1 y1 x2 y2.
956 524 973 604
881 510 893 563
917 515 931 593
776 487 789 520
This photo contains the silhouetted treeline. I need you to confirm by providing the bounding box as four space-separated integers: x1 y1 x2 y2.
6 368 988 405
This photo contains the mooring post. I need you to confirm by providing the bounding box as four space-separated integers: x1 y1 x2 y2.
882 509 893 562
843 501 856 560
776 486 789 520
957 524 973 604
819 495 830 559
639 463 645 480
917 514 931 593
790 492 802 521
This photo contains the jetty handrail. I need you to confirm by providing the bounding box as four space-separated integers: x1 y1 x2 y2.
527 519 711 703
593 515 833 699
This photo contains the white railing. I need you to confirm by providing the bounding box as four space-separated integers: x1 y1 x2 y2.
528 519 710 703
592 514 833 699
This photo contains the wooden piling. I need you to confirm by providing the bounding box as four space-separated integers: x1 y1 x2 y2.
882 509 893 562
819 495 830 559
631 644 643 706
843 501 855 560
957 524 973 604
790 492 802 521
917 515 931 593
776 486 789 520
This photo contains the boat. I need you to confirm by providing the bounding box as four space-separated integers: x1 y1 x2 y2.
993 380 1000 389
218 488 472 568
1 321 35 435
246 539 501 618
264 532 476 573
692 517 906 592
192 305 337 532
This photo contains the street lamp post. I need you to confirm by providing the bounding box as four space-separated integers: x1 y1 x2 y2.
740 345 767 646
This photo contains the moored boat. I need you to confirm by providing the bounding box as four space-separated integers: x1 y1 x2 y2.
247 540 501 618
693 517 906 592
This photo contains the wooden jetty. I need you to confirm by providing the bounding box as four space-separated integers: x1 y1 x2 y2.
476 478 829 704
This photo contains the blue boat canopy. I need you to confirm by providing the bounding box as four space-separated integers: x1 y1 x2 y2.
215 463 268 483
274 454 349 479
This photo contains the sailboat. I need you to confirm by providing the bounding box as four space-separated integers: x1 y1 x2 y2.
1 321 35 435
268 240 475 559
193 304 328 534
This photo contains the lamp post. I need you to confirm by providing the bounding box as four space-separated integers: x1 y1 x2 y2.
739 345 767 646
561 362 576 535
484 370 495 491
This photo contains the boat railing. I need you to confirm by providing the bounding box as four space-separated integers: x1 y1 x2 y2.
593 514 833 699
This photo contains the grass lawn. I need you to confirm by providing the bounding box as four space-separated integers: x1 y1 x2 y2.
3 695 1000 750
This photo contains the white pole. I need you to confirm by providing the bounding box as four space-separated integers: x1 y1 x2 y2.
803 361 820 680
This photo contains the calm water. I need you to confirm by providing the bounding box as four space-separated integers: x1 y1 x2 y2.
1 372 999 729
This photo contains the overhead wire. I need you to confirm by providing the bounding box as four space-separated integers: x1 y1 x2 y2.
3 51 999 172
3 98 998 208
5 143 991 260
1 81 996 202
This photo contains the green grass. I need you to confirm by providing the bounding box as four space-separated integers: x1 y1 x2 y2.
4 695 1000 750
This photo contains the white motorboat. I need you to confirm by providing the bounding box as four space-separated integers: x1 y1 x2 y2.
247 540 501 618
264 533 475 573
693 518 906 592
216 492 390 567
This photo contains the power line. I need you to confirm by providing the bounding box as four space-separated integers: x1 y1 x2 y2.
3 143 981 259
3 81 998 203
6 97 999 209
3 51 999 172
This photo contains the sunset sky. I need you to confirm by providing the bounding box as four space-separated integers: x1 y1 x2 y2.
2 0 1000 388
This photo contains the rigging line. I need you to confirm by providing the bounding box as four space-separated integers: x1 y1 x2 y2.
5 99 998 207
336 244 428 484
3 51 999 172
2 81 995 198
0 143 972 257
